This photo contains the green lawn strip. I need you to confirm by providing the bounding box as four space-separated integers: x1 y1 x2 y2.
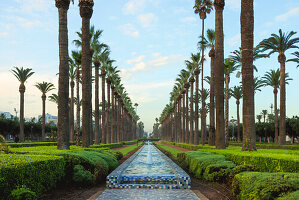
111 144 140 156
154 142 183 157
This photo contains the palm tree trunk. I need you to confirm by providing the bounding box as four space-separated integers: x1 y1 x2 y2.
241 0 256 150
237 99 240 142
182 91 186 143
107 79 111 143
101 69 106 144
42 94 46 141
56 0 70 150
76 68 80 146
214 0 225 149
70 80 74 141
195 69 200 145
117 96 121 142
201 18 205 146
80 1 93 148
209 49 215 146
178 96 182 143
278 54 286 145
94 62 100 144
274 88 278 144
190 77 195 144
185 84 190 143
111 86 114 143
225 74 230 146
19 86 25 142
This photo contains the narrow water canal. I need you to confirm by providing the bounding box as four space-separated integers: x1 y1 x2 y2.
97 142 200 199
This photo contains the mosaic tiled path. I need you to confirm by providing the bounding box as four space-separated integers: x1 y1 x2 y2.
96 143 200 199
96 188 200 200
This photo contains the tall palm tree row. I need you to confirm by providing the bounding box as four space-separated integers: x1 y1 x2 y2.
258 29 299 145
11 67 35 142
230 86 242 142
194 0 213 146
35 82 55 141
262 69 292 144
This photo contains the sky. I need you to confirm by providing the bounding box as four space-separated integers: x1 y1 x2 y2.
0 0 299 133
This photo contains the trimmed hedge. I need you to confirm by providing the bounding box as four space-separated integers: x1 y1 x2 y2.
0 154 65 200
7 142 76 148
160 140 200 150
196 149 299 173
178 151 236 182
232 172 299 200
229 142 299 150
277 190 299 200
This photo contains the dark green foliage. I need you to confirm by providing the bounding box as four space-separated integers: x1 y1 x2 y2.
105 150 123 160
8 185 37 200
277 190 299 200
138 138 160 142
161 140 200 150
229 142 299 150
232 172 299 200
228 165 255 182
84 149 118 171
0 156 65 200
90 143 123 149
72 165 96 187
8 142 76 148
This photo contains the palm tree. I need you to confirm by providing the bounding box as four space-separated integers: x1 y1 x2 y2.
68 57 76 142
11 67 34 142
261 110 268 123
199 29 216 146
198 88 209 145
71 50 82 146
262 69 292 143
230 86 242 142
93 42 108 145
287 51 299 68
49 94 59 105
55 0 72 150
214 0 225 149
241 0 255 150
194 0 213 146
256 115 262 123
258 29 299 145
35 82 55 141
224 58 237 146
79 0 94 147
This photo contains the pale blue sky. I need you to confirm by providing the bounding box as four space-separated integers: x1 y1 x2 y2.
0 0 298 132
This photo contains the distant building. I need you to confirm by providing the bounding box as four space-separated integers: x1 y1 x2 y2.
38 113 58 125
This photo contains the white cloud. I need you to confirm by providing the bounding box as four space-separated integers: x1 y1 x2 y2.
0 32 9 37
11 16 42 28
14 0 52 13
123 0 146 15
275 7 299 21
138 13 158 27
120 24 140 37
126 55 146 64
148 54 185 67
227 33 241 47
180 17 196 23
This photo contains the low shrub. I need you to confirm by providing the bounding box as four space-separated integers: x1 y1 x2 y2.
105 150 123 160
228 164 256 182
232 172 299 200
8 185 37 200
8 142 76 148
90 143 123 149
277 190 299 200
155 143 183 157
115 145 140 156
178 151 236 182
229 142 299 150
0 154 65 200
72 165 96 187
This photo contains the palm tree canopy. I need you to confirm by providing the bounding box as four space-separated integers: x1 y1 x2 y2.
198 88 210 103
48 94 59 105
229 47 268 72
262 69 292 89
68 57 77 80
185 52 202 74
257 29 299 56
230 86 243 100
11 67 34 84
198 29 215 51
193 0 213 19
287 51 299 68
254 77 264 93
35 82 55 95
224 58 237 75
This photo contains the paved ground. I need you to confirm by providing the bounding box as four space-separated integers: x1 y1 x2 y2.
96 189 200 200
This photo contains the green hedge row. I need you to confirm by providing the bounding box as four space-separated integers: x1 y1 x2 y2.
160 140 200 150
7 142 76 148
0 154 65 200
232 172 299 200
196 149 299 173
229 142 299 150
138 138 160 141
177 151 236 182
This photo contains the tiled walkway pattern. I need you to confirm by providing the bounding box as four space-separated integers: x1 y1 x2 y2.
96 189 200 200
